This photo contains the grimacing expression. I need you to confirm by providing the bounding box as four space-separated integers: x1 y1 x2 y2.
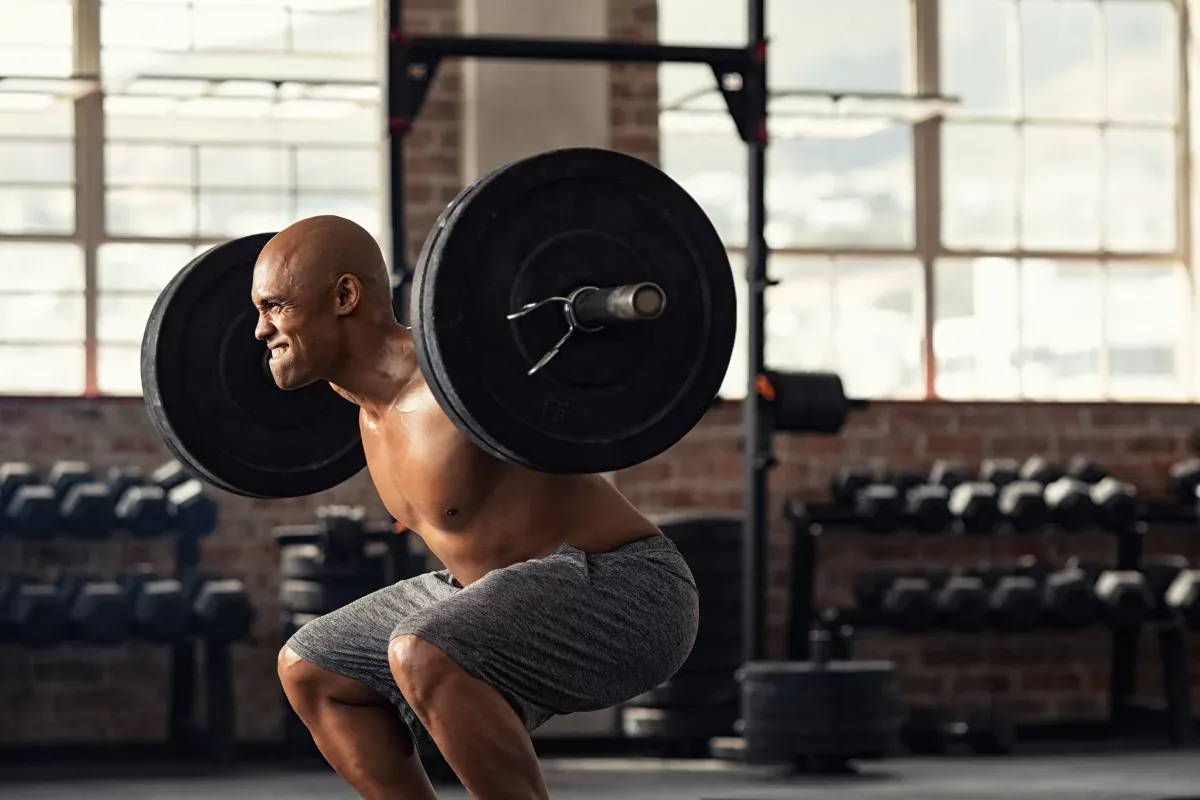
251 259 341 391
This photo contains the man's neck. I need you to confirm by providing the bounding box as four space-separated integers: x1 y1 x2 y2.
327 321 419 416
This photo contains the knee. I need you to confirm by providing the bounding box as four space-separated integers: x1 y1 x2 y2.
388 634 453 713
278 646 325 710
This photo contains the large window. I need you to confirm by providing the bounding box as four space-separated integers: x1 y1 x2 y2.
661 0 1191 401
0 0 1192 400
0 0 382 395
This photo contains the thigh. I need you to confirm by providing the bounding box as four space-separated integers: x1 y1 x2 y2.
287 570 459 704
392 538 699 727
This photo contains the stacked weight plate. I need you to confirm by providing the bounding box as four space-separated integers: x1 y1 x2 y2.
621 511 742 754
724 660 899 770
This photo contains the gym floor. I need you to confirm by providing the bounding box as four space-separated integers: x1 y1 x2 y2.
1 749 1197 799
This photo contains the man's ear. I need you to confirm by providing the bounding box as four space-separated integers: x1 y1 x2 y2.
335 274 362 316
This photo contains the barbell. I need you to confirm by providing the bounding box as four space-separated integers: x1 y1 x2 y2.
140 148 854 499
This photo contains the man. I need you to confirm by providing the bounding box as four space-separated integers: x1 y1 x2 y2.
258 215 700 800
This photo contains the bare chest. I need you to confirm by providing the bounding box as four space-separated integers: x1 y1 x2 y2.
358 388 496 531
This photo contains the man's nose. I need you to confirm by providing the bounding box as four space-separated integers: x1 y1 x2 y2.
254 314 274 342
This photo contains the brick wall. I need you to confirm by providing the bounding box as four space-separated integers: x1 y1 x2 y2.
614 401 1200 723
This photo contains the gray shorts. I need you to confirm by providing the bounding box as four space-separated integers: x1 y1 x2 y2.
286 534 699 753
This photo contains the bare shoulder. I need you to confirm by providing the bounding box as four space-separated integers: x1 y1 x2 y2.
394 371 440 415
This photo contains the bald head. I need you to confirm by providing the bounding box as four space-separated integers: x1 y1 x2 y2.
257 215 392 315
251 215 395 390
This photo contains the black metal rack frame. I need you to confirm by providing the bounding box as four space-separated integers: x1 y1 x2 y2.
385 0 772 665
785 504 1195 746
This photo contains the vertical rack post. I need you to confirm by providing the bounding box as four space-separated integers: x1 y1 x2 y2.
1108 525 1144 731
741 0 770 664
169 531 202 753
387 0 409 323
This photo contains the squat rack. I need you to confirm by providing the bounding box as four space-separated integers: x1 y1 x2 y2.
386 0 773 665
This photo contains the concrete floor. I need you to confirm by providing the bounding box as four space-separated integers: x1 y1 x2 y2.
0 750 1198 799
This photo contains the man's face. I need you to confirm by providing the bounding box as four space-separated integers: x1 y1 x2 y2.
251 257 338 391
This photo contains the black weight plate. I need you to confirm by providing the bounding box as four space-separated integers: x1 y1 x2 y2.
620 706 737 740
141 234 366 499
280 544 387 582
279 578 379 614
411 148 736 474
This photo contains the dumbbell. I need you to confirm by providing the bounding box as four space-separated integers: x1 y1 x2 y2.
1065 456 1107 485
167 480 219 539
107 466 173 538
969 565 1042 631
827 468 906 534
1165 570 1200 630
6 481 59 540
41 461 129 539
854 570 938 631
1141 555 1189 614
1040 564 1096 630
906 484 952 534
146 461 219 538
901 705 1016 755
948 483 1000 535
3 577 69 646
933 573 989 632
853 485 904 534
881 574 937 631
1168 458 1200 505
1092 568 1153 629
58 575 134 644
152 460 192 492
1090 477 1140 532
979 458 1020 489
51 461 122 539
929 460 972 491
1019 455 1063 486
0 463 37 536
998 481 1048 534
115 485 174 538
119 570 192 642
885 468 926 498
1044 477 1095 532
183 571 256 642
107 466 146 503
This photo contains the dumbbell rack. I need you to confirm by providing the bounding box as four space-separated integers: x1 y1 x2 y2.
0 527 238 764
785 499 1198 747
